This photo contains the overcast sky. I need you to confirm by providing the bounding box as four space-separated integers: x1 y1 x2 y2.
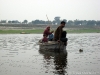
0 0 100 22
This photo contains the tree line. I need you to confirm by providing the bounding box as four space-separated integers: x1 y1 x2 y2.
0 17 100 26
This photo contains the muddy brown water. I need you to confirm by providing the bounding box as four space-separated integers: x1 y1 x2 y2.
0 33 100 75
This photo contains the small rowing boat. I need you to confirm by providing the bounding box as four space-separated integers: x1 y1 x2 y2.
38 41 66 52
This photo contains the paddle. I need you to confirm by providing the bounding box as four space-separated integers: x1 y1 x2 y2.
46 14 54 31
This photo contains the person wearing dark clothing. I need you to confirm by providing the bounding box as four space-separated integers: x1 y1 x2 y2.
53 21 68 46
43 26 54 37
42 34 48 42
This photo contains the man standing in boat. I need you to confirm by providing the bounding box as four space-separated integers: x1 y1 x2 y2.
53 21 68 46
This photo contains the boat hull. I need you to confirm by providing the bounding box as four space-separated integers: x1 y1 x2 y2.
38 41 66 52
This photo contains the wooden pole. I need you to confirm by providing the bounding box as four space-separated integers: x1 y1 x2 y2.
46 14 53 31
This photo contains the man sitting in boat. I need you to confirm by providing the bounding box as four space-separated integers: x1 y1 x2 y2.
43 26 54 41
53 21 68 46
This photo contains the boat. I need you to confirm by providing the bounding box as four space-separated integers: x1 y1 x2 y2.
20 32 30 34
38 40 66 52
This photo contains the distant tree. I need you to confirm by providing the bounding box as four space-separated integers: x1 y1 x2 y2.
74 19 82 25
1 20 7 23
82 20 87 25
91 20 96 25
67 20 74 25
32 20 40 25
35 20 40 24
39 20 46 24
23 20 28 24
96 20 100 26
54 16 61 25
12 20 19 23
52 20 56 25
8 20 12 23
87 20 96 26
31 21 34 24
45 21 52 25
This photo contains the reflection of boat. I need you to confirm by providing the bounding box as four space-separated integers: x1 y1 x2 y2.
39 48 67 57
39 49 68 74
38 41 66 52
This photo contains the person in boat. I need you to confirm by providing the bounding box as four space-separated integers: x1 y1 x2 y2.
48 33 54 41
42 34 48 42
43 26 54 41
53 21 68 46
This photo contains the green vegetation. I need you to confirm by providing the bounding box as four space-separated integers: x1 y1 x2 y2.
0 29 44 34
0 29 100 34
67 29 100 33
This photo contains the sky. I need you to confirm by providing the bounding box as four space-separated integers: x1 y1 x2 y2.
0 0 100 22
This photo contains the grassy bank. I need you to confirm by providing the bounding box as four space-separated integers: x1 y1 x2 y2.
0 29 100 34
67 29 100 33
0 29 43 34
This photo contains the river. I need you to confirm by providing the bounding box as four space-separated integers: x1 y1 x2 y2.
0 33 100 75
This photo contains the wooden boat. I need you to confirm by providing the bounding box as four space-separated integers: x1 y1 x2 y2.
38 41 66 52
20 32 30 34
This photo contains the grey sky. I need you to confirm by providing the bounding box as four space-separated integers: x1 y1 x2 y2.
0 0 100 22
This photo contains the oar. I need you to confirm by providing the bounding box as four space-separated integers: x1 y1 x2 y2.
46 14 49 22
46 14 53 31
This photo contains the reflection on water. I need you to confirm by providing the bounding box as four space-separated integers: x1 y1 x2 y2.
0 33 100 75
39 50 68 75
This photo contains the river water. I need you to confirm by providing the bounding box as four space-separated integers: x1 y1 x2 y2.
0 33 100 75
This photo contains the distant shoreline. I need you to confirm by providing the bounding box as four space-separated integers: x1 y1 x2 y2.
0 28 100 34
0 24 100 34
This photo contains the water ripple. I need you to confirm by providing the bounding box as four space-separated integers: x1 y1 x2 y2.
0 33 100 75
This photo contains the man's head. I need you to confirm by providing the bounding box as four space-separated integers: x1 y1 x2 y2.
61 21 66 28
